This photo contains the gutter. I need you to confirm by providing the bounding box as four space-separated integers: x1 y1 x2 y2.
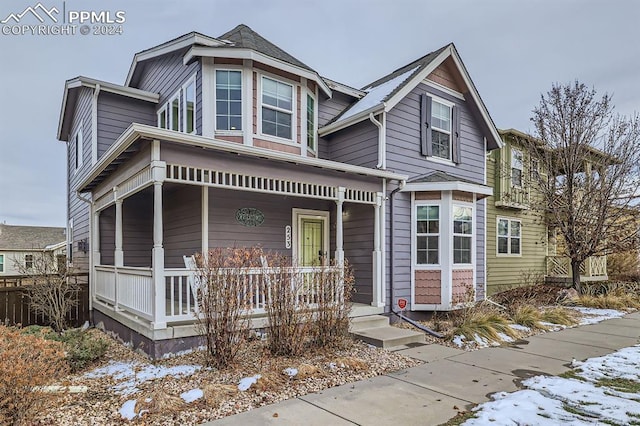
369 112 386 169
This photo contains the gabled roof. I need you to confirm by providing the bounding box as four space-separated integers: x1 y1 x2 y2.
318 43 502 151
0 224 66 251
218 24 313 71
57 76 159 142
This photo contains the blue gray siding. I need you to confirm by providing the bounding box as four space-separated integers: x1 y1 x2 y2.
97 93 156 158
67 87 93 272
385 83 487 308
326 119 379 168
343 203 374 304
134 52 201 135
163 184 202 269
318 92 354 159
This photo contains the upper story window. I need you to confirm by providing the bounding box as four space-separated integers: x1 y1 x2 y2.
416 205 439 265
307 94 316 151
25 254 33 269
511 148 523 187
431 100 452 160
157 74 197 134
453 205 473 264
497 218 521 255
0 254 4 273
73 127 83 172
261 76 293 140
183 79 196 134
215 70 242 131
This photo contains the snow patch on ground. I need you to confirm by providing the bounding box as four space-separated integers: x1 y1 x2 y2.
464 341 640 424
496 332 515 343
508 323 531 332
452 335 465 347
180 388 204 403
119 399 138 420
238 374 261 391
569 307 626 324
283 368 298 377
85 361 201 396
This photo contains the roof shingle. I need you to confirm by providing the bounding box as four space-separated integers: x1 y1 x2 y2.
0 224 66 250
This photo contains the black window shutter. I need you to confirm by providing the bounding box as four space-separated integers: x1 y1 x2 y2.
452 105 461 164
420 94 432 156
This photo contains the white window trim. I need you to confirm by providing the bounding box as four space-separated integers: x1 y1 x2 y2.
511 148 524 188
414 203 441 268
452 203 474 267
25 254 33 269
73 126 83 173
168 91 181 132
430 95 454 161
258 73 297 144
291 208 330 265
496 217 522 257
0 254 4 273
213 67 244 135
157 104 168 129
306 92 317 154
182 75 197 135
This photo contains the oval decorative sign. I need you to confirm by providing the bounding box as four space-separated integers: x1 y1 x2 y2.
236 208 265 227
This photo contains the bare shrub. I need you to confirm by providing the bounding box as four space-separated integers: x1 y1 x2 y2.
0 326 68 424
194 247 260 369
312 260 354 348
265 255 314 356
15 253 79 332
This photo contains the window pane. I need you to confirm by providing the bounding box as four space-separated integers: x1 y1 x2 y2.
511 238 521 254
428 206 439 220
427 220 439 233
498 237 509 254
262 107 276 122
185 82 195 134
417 206 428 220
159 109 166 129
417 220 427 233
417 251 427 264
512 149 523 169
453 206 472 221
427 251 439 264
263 120 276 136
431 101 451 131
454 236 471 264
498 219 509 236
512 168 522 186
431 130 451 159
511 221 521 237
307 95 315 150
216 70 242 131
171 98 180 131
427 236 438 250
417 236 427 249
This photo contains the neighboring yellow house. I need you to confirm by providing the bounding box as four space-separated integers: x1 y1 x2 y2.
486 129 608 296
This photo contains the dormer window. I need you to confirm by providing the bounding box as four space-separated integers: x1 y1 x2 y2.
215 70 242 131
157 74 197 134
261 76 293 140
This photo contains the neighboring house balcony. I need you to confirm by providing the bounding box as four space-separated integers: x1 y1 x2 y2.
545 255 608 283
83 124 403 340
494 186 530 210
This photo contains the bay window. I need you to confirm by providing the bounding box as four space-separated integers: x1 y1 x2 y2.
261 76 293 139
416 205 439 265
453 205 472 264
215 70 242 131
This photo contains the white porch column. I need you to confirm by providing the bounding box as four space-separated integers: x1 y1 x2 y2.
335 187 345 264
151 140 167 330
114 195 123 311
201 186 209 255
91 208 100 311
372 192 384 307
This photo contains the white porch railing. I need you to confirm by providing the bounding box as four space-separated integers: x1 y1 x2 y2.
94 265 343 327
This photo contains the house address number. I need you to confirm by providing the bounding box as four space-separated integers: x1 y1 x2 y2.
236 208 265 227
285 225 292 249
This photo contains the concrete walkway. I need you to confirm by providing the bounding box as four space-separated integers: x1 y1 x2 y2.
205 312 640 425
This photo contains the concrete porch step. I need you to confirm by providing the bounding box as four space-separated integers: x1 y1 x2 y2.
349 315 390 332
351 325 425 348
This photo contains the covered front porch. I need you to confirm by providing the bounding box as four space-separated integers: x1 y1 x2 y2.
84 134 402 342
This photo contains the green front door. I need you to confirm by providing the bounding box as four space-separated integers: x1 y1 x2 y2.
300 218 325 266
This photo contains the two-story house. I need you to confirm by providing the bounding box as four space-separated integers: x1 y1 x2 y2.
57 24 502 357
0 224 66 276
486 129 608 295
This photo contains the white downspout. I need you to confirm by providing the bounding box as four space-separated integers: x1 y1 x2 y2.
369 112 386 169
76 191 93 311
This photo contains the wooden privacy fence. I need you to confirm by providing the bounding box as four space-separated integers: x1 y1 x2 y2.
0 273 89 328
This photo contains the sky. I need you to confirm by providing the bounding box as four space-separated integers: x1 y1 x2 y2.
0 0 639 227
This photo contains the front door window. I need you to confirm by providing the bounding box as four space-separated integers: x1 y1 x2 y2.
300 218 325 266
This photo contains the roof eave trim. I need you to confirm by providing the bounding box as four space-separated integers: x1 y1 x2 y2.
321 77 366 99
125 33 225 87
318 104 384 137
400 181 493 198
381 45 502 150
183 46 332 97
79 124 407 191
57 77 159 141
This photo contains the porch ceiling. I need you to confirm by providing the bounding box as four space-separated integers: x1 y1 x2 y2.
79 124 407 194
